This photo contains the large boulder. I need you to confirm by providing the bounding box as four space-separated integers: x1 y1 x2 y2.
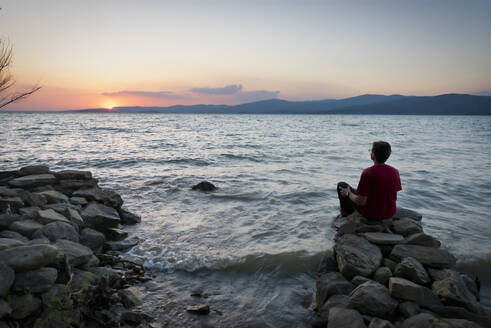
55 179 98 195
13 267 58 293
432 270 487 315
349 280 398 318
0 299 11 319
316 272 355 308
81 202 121 230
374 267 392 285
24 192 48 206
32 221 79 243
398 313 439 328
393 208 422 221
0 230 29 242
394 257 431 285
55 239 94 267
0 244 58 271
392 218 423 237
390 244 456 269
73 187 123 208
9 219 44 238
53 170 92 180
335 234 383 279
0 214 26 229
363 232 405 245
316 294 351 326
0 262 15 297
80 228 106 253
104 227 128 241
18 206 42 218
327 307 365 328
8 174 57 188
10 294 42 319
37 208 71 225
0 197 24 212
388 277 442 308
18 165 50 176
405 233 441 248
0 238 25 251
118 207 141 225
368 318 394 328
35 190 69 204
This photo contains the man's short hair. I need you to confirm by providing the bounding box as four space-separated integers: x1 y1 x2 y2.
372 141 391 163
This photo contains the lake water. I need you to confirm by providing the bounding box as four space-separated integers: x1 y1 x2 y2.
1 112 490 326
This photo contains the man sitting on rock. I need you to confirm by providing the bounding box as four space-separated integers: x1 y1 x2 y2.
337 141 401 221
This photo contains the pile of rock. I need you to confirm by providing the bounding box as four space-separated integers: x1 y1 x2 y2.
0 165 152 327
312 208 490 328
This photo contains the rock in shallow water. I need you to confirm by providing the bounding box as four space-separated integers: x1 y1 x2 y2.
191 181 217 191
335 234 383 279
316 272 355 308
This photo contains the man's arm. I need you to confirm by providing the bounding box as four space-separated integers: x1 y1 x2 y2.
338 186 367 206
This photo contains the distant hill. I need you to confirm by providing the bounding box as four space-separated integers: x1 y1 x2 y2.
76 94 491 115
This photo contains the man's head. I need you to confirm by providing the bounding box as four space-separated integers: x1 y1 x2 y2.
371 141 391 164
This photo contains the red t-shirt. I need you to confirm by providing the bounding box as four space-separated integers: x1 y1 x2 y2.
356 164 402 220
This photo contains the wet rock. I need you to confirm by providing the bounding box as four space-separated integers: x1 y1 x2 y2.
399 313 439 328
394 257 431 285
392 218 423 237
0 214 25 229
54 170 92 180
316 272 355 308
81 202 121 230
13 267 58 293
120 287 143 308
461 274 480 302
390 244 456 269
0 262 14 297
19 165 50 176
389 277 442 308
349 281 398 318
405 233 441 248
393 208 422 222
186 304 210 314
368 318 394 328
24 192 48 206
8 174 57 188
80 227 106 253
374 267 392 285
105 227 128 241
36 190 69 203
118 207 142 225
352 276 371 286
104 239 138 251
0 230 29 242
89 266 122 288
0 237 25 251
192 181 217 191
432 270 486 315
70 196 88 206
318 249 338 275
37 208 71 225
0 244 58 271
55 239 94 267
397 301 420 319
32 221 79 243
335 234 383 279
9 219 44 237
121 310 153 324
18 206 41 218
0 299 11 319
73 187 123 208
10 293 42 319
363 232 405 245
317 294 351 324
327 307 365 328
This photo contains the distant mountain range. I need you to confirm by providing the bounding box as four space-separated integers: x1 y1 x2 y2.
77 94 491 115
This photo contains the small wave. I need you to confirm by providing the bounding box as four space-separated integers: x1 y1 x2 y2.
210 191 267 201
220 153 264 163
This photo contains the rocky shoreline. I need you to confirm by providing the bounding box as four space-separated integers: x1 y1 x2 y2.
0 166 155 328
312 209 490 328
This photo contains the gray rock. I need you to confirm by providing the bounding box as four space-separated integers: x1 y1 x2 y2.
105 227 128 241
24 192 48 206
394 257 431 285
428 268 450 281
104 240 138 251
121 310 153 324
42 202 81 213
0 299 11 319
81 202 121 230
368 318 394 328
80 228 106 252
327 307 366 328
118 207 142 225
9 219 44 237
37 208 71 225
55 239 94 267
0 262 15 297
436 318 483 328
10 293 42 319
80 254 100 270
0 214 26 229
19 165 50 176
461 274 480 302
317 294 351 324
89 267 122 288
399 313 439 328
405 233 441 248
13 267 58 293
27 237 51 245
73 187 123 208
393 208 422 221
374 267 392 285
0 186 22 197
431 306 491 327
0 230 29 242
349 281 398 318
432 270 486 315
186 304 210 315
335 234 383 279
383 258 398 272
18 206 41 218
32 221 79 243
318 249 338 275
0 244 58 271
0 237 25 251
71 268 100 294
389 277 442 308
8 174 57 188
352 276 371 286
64 207 84 228
392 218 423 237
316 272 355 308
70 196 88 206
119 287 143 308
0 197 24 212
36 190 69 203
41 283 69 305
54 170 92 180
191 181 217 191
363 232 405 245
390 244 456 269
56 178 98 194
397 301 420 319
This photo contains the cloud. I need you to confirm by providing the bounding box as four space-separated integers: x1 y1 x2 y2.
101 90 188 99
191 84 243 95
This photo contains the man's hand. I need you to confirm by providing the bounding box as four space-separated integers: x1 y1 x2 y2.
338 186 350 197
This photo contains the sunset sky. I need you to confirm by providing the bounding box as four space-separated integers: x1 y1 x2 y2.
1 0 490 110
